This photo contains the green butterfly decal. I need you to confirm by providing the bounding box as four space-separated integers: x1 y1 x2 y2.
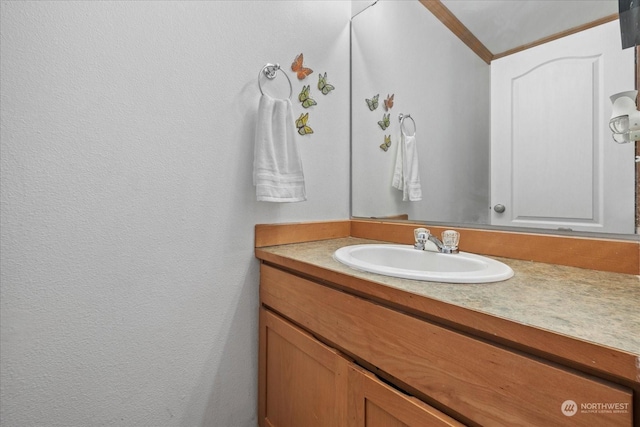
298 85 317 108
378 113 390 130
318 72 335 95
366 94 379 111
380 135 391 152
296 113 314 135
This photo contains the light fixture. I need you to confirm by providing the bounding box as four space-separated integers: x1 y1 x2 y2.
609 90 640 143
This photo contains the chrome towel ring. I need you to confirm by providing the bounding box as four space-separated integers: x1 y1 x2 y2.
398 113 416 137
258 63 293 100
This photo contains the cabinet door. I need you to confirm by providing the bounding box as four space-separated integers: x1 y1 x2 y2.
258 308 349 427
348 364 465 427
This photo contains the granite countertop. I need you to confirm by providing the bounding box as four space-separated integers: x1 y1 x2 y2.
259 237 640 356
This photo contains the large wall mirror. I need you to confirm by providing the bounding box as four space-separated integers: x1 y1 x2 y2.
351 0 639 239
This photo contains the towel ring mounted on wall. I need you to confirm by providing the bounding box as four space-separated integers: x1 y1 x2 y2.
258 63 293 99
398 113 416 137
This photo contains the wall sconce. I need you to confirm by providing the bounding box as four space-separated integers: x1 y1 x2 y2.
609 90 640 143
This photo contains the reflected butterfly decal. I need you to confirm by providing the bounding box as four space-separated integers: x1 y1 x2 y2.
317 72 335 95
296 113 314 135
380 135 392 152
298 85 317 108
384 94 394 111
366 94 379 111
378 113 390 130
291 53 313 80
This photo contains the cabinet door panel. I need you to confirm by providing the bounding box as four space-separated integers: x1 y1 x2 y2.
348 364 465 427
258 308 349 427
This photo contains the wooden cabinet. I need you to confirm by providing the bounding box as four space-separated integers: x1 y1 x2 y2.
258 263 634 427
259 308 349 427
259 308 460 427
347 364 464 427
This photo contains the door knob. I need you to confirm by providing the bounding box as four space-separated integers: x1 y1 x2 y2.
493 204 506 213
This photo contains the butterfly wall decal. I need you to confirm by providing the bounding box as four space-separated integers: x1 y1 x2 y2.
384 94 394 111
380 135 392 152
291 53 313 80
366 94 379 111
317 72 335 95
378 113 390 130
298 85 317 108
296 112 314 135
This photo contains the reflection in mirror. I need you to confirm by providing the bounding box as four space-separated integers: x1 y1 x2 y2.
351 0 638 237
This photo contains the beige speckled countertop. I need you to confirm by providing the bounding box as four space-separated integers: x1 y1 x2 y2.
259 237 640 357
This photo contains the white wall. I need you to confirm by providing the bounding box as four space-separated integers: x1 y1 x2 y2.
351 0 490 223
0 2 350 426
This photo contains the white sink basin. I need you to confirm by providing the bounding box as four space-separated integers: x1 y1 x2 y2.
333 244 514 284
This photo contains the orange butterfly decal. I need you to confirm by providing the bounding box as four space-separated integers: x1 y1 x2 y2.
291 53 313 80
384 94 394 111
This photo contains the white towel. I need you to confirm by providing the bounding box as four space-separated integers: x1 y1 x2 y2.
392 131 404 192
392 130 422 201
253 94 306 202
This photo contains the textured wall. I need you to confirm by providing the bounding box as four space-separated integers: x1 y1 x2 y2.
0 2 350 426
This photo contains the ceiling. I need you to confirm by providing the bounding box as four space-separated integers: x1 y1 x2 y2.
440 0 619 55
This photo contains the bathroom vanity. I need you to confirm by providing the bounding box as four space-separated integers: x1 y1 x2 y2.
256 220 639 427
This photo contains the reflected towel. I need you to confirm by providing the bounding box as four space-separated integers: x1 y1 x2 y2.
392 131 422 201
392 131 403 191
253 95 306 202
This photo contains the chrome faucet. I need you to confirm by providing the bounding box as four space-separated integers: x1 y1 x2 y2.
414 228 459 254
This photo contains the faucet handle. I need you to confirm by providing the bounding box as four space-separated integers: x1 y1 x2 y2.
414 227 429 242
414 228 429 249
442 230 460 251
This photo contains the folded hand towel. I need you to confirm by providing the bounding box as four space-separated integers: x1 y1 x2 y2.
253 94 306 202
392 131 422 201
392 131 404 191
403 133 422 201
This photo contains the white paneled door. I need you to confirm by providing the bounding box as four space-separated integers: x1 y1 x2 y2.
491 20 635 234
